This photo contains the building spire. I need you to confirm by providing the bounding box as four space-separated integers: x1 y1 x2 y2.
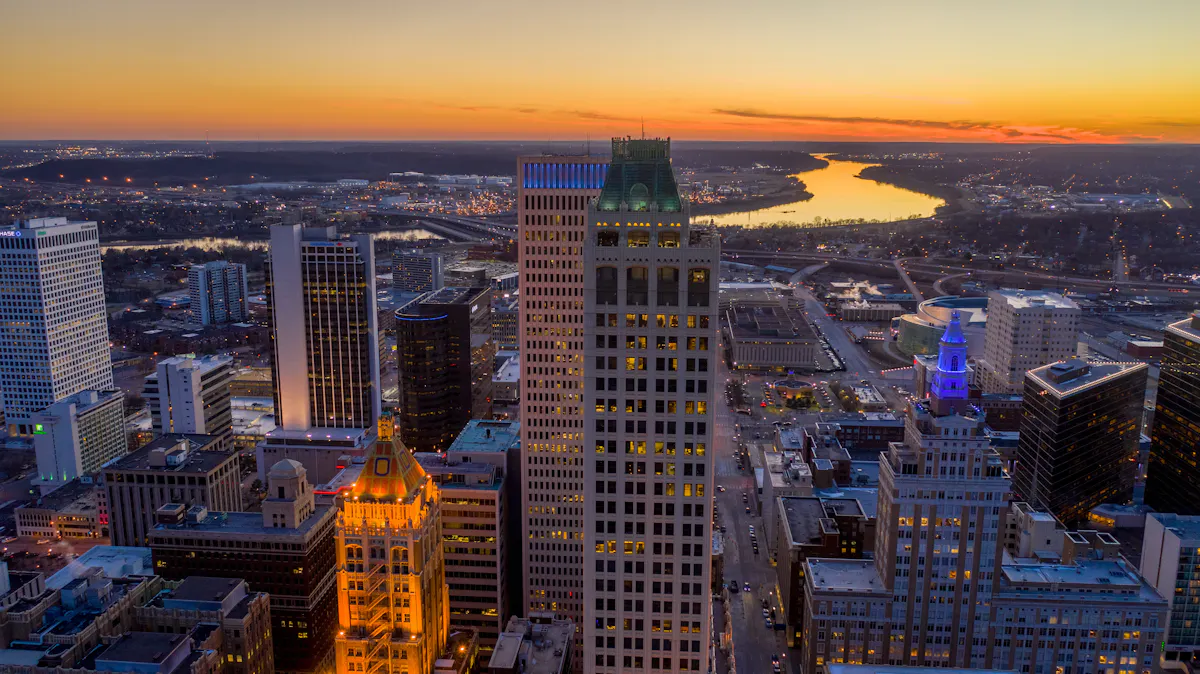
929 311 970 414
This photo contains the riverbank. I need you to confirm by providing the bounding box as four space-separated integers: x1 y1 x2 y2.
693 179 815 218
856 165 966 216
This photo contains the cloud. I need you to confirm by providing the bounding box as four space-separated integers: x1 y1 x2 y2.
1143 119 1200 128
433 103 633 123
564 110 639 123
711 108 1129 143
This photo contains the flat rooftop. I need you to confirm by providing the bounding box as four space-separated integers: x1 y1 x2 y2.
106 435 231 473
489 617 573 674
780 497 827 547
48 546 152 589
53 389 123 414
22 479 100 513
152 354 231 374
415 454 501 490
806 558 885 593
169 576 243 603
727 301 816 341
97 631 189 665
820 411 903 426
7 217 92 231
999 559 1159 600
993 288 1079 311
1027 358 1147 397
448 420 519 453
315 461 365 496
813 487 878 519
152 504 332 539
494 355 521 382
1166 313 1200 344
490 632 524 670
1149 513 1200 541
419 285 489 306
263 426 370 443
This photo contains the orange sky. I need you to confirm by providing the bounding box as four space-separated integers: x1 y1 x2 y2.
3 0 1198 142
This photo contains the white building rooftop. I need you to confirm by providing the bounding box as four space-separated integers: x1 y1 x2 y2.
993 288 1079 310
806 558 885 593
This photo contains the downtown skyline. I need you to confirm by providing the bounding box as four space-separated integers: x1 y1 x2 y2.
3 0 1199 143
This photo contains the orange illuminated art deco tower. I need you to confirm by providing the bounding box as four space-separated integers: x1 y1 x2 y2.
335 413 448 673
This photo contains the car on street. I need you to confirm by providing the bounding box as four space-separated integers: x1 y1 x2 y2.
717 484 725 492
743 582 751 592
762 608 770 617
728 580 739 593
745 506 751 513
765 618 773 628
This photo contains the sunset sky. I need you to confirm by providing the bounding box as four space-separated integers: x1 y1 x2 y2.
3 0 1198 142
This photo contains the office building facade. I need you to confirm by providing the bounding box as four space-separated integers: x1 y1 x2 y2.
104 434 242 546
335 416 449 674
1145 313 1200 515
150 459 339 674
517 153 607 647
391 250 444 293
798 317 1168 674
1141 512 1200 663
0 217 113 432
32 389 126 489
267 223 381 432
416 441 513 654
582 138 720 674
977 289 1081 394
419 420 521 653
144 354 235 449
188 260 249 326
394 286 495 453
1013 358 1147 526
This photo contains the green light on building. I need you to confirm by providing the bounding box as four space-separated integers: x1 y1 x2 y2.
33 423 45 435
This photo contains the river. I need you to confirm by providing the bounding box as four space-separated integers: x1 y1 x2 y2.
100 228 441 252
701 154 945 227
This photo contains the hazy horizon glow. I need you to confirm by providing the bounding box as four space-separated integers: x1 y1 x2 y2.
3 0 1199 143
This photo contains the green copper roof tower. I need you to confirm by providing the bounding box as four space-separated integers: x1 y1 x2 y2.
596 137 683 213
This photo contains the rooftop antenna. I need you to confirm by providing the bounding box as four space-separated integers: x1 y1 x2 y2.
641 118 645 139
204 131 212 159
585 133 590 157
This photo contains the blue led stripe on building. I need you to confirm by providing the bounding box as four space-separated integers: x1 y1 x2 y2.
520 161 609 190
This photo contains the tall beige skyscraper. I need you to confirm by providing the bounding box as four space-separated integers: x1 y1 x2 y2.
516 155 608 659
582 138 720 674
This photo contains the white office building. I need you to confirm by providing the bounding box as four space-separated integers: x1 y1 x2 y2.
143 354 235 449
582 138 720 674
187 261 249 326
1142 513 1200 662
977 289 1080 394
0 217 113 434
32 389 126 490
391 250 444 293
517 151 608 646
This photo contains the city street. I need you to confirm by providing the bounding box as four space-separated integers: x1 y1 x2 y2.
714 355 793 674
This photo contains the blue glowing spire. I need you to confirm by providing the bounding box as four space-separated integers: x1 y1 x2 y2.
931 311 968 403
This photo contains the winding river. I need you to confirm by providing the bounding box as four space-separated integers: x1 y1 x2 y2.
701 154 946 227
